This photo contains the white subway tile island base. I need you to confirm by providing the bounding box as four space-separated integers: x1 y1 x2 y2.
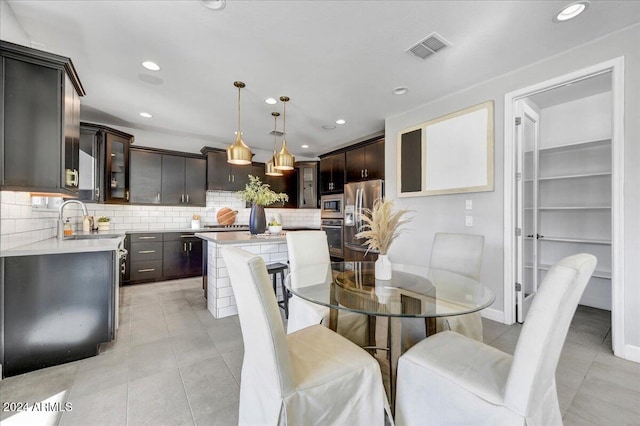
196 231 288 318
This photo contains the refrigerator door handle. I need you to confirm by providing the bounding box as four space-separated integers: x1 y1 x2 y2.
355 188 361 231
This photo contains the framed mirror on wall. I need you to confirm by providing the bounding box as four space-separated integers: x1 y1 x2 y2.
397 100 494 197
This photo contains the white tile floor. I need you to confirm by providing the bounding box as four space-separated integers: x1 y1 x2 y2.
1 277 638 425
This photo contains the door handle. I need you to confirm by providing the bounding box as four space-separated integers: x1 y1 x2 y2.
156 193 160 202
183 243 187 251
138 236 156 240
181 194 185 203
189 242 192 251
186 194 189 203
138 250 156 254
365 168 368 178
361 170 364 178
72 169 79 186
125 190 130 201
138 268 155 273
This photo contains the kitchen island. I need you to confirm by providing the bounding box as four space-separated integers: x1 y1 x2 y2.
0 233 125 377
196 231 288 318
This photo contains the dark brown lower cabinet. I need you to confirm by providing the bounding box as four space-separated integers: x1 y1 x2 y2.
125 232 203 284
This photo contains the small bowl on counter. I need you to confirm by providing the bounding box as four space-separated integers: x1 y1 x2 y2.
268 225 283 235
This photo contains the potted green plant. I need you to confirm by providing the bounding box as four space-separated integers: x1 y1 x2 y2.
97 216 110 231
237 175 288 234
355 199 413 280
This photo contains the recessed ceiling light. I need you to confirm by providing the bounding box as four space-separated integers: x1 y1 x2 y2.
393 86 409 95
322 124 336 130
554 1 589 22
140 112 152 118
141 61 160 71
264 98 278 105
201 0 226 10
335 119 346 125
301 144 309 149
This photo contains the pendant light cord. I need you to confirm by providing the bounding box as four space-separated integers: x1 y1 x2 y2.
273 115 278 154
237 86 241 135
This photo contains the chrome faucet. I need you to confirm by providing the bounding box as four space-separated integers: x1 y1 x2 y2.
57 200 89 239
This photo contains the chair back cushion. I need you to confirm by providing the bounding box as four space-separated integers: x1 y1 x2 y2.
221 247 295 401
286 231 331 270
505 253 596 417
429 233 484 280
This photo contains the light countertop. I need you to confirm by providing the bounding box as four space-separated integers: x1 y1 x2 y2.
196 231 287 245
0 232 126 257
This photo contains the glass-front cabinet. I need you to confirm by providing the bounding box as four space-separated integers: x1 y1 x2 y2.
106 132 130 203
78 122 133 204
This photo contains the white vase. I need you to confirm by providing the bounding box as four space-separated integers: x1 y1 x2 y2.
98 222 110 231
375 254 392 280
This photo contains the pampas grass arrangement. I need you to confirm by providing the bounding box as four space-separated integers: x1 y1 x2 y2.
355 199 413 255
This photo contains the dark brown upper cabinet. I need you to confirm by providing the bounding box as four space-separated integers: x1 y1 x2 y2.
79 123 134 204
319 152 345 194
1 41 85 197
345 138 385 183
202 146 260 191
130 147 206 206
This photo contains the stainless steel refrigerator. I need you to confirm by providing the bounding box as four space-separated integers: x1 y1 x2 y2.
343 179 384 261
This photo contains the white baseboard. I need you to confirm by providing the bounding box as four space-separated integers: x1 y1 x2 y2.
481 308 508 324
624 344 640 363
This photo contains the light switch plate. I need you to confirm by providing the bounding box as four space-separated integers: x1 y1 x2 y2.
465 216 473 227
465 200 473 210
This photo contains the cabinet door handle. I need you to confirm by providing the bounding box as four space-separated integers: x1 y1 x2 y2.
189 242 192 251
232 175 235 182
125 190 130 201
186 194 189 203
228 175 231 182
365 168 368 177
73 169 79 187
121 263 126 274
138 250 156 254
156 193 160 202
138 268 155 273
361 170 364 178
180 235 195 238
138 236 156 240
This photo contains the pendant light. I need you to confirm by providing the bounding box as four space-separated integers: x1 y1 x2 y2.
265 112 283 177
226 81 252 165
274 96 295 170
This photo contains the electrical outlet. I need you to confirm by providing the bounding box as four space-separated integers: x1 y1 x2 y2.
465 216 473 227
465 200 473 210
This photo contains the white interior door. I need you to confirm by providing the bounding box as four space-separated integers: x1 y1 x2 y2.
515 101 540 323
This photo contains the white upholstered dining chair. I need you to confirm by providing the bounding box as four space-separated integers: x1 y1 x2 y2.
395 253 597 426
221 246 389 425
430 232 485 341
286 231 370 347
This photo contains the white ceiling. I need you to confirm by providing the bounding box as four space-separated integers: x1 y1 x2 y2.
6 0 640 157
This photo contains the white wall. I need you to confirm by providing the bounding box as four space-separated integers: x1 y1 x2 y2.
385 24 640 351
0 0 29 45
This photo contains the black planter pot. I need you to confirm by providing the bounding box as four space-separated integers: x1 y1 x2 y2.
249 204 266 234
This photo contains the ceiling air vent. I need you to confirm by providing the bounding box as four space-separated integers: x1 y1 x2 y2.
406 32 450 60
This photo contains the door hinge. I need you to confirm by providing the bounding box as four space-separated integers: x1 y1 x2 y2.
515 228 521 236
515 117 522 126
515 282 522 292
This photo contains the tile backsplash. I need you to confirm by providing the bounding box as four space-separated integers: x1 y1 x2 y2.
0 190 320 251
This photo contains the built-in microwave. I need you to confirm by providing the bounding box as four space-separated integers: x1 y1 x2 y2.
320 194 344 219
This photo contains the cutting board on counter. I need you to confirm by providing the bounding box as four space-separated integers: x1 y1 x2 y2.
217 207 238 225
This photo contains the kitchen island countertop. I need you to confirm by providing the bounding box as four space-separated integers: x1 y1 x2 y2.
196 231 287 245
0 232 126 257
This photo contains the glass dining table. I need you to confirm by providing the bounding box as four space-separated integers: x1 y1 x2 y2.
284 261 495 404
